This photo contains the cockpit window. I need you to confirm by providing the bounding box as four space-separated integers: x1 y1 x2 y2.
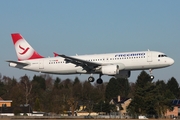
158 54 167 57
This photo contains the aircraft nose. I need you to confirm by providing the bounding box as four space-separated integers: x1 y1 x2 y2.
169 58 174 65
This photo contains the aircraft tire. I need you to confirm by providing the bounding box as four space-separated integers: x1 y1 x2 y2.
150 75 154 80
88 76 95 82
96 78 103 84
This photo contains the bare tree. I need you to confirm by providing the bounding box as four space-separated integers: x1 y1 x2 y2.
20 75 32 104
67 97 78 116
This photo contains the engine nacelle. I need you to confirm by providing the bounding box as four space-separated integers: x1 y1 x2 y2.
115 71 131 78
101 65 119 75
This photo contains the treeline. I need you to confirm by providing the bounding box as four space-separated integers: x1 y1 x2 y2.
0 71 179 117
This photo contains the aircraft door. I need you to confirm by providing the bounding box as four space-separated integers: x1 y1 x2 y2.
147 51 152 62
39 60 44 69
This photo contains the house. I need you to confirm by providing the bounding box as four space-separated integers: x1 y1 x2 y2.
0 97 13 116
165 99 180 118
76 101 98 116
110 95 132 116
0 104 33 116
0 97 12 107
0 97 35 116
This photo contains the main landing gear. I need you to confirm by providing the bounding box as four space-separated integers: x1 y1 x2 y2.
149 69 154 80
88 74 103 84
88 76 95 82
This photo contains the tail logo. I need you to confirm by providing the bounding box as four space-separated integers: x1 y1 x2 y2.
19 45 30 55
14 39 34 60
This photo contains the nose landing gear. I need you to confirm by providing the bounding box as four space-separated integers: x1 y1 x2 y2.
149 69 154 80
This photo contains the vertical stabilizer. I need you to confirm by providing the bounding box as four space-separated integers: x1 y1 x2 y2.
11 33 44 61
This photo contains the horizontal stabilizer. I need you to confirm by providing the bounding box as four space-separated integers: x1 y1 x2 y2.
6 60 29 66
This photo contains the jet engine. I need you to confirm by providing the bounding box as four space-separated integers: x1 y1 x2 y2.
101 65 119 75
101 64 130 78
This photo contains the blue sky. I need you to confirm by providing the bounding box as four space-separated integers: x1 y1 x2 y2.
0 0 180 83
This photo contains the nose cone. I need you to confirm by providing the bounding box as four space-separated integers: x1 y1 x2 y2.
169 58 174 65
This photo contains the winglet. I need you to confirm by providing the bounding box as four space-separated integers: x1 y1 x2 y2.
53 52 59 57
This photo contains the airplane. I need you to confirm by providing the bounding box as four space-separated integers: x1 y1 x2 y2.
7 33 174 84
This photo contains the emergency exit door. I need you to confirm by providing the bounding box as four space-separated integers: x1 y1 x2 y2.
39 60 44 69
147 51 152 62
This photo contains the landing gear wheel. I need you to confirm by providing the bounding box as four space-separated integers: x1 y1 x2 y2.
96 78 103 84
88 76 95 82
150 75 154 80
149 69 154 80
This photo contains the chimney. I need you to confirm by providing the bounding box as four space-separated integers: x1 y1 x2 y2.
118 95 120 102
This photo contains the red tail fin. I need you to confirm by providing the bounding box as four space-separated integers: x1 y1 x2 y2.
11 33 44 61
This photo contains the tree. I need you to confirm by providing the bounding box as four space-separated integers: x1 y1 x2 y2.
128 71 176 118
20 75 32 104
105 77 130 102
153 80 175 117
117 78 130 98
0 81 5 96
167 77 179 98
56 78 74 114
135 71 152 88
81 81 96 114
0 74 6 97
66 77 82 116
72 77 82 100
34 97 40 111
44 74 53 92
105 78 120 102
31 75 46 112
93 82 107 102
49 77 63 113
54 77 61 89
67 97 78 116
32 75 46 90
0 71 178 117
93 101 116 114
128 71 154 115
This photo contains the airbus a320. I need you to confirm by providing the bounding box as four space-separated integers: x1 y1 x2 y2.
7 33 174 84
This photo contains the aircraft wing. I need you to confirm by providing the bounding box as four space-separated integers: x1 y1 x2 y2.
6 60 29 66
53 52 101 70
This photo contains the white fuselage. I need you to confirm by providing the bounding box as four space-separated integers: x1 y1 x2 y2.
9 51 174 75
